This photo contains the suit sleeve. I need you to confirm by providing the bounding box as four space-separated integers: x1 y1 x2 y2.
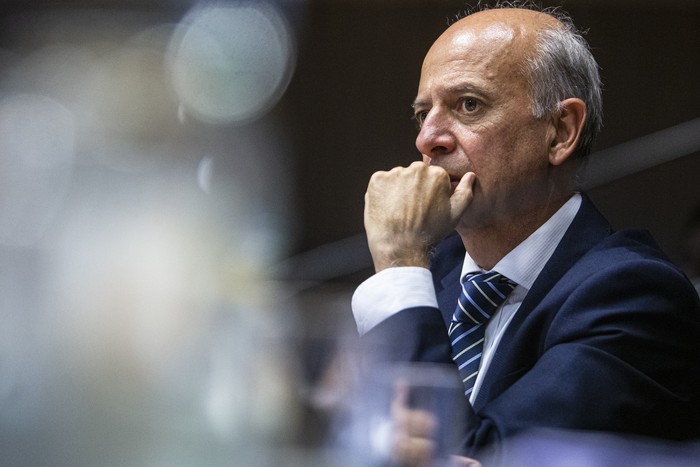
362 306 454 365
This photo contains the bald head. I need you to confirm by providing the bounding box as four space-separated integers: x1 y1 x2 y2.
434 9 563 62
422 9 551 97
454 7 565 30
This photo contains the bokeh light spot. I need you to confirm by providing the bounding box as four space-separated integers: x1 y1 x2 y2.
168 1 296 125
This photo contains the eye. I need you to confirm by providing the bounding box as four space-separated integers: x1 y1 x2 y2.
413 109 429 128
460 97 479 113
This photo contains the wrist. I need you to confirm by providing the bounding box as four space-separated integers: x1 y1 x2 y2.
370 244 431 272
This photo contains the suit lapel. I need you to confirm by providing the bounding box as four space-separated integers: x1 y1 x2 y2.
472 194 613 411
430 232 466 327
437 268 462 326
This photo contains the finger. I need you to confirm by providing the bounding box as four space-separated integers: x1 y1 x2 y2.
450 455 483 467
392 383 438 438
391 380 411 425
393 435 436 467
405 410 438 439
449 171 476 223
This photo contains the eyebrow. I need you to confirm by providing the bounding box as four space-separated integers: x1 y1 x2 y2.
411 99 428 109
412 84 490 108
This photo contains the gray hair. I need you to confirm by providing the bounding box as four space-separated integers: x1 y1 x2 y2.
526 20 603 160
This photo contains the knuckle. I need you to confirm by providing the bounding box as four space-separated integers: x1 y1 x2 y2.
427 164 447 177
368 170 389 186
435 165 447 174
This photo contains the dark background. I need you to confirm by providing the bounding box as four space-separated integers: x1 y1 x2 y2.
0 0 697 281
281 0 700 282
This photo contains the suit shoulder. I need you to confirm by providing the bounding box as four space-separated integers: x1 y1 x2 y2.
578 228 682 276
557 228 700 317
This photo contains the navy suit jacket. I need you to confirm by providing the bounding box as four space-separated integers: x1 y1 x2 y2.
363 194 700 456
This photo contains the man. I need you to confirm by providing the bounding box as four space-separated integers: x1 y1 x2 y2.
351 3 700 464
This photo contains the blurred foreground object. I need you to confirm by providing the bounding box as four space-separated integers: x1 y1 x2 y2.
0 1 306 466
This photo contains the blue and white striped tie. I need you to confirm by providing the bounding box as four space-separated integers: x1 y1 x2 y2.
449 271 516 397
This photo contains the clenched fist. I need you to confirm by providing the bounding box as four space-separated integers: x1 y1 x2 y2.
364 161 475 272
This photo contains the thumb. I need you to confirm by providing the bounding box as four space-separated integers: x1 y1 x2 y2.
391 379 410 414
449 172 475 223
450 455 482 467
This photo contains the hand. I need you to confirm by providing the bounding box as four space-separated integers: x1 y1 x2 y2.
390 381 482 467
390 380 438 466
364 161 475 272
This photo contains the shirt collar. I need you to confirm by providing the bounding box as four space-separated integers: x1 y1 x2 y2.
461 193 582 290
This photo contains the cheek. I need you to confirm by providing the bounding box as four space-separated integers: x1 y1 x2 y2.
460 131 503 176
464 130 533 190
497 120 550 166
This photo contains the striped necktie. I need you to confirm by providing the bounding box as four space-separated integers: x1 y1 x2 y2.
449 271 516 397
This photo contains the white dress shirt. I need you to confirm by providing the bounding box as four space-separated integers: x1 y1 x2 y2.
352 193 582 404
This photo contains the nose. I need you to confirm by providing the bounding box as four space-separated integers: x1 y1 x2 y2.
415 109 456 159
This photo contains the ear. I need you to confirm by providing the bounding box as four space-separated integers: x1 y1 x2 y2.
548 98 587 166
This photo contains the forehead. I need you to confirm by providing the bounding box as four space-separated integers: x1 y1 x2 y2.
421 23 524 79
417 10 550 99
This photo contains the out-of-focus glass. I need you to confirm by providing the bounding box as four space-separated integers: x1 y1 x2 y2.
0 2 305 466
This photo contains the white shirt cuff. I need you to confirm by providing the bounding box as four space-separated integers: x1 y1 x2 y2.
351 267 438 335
